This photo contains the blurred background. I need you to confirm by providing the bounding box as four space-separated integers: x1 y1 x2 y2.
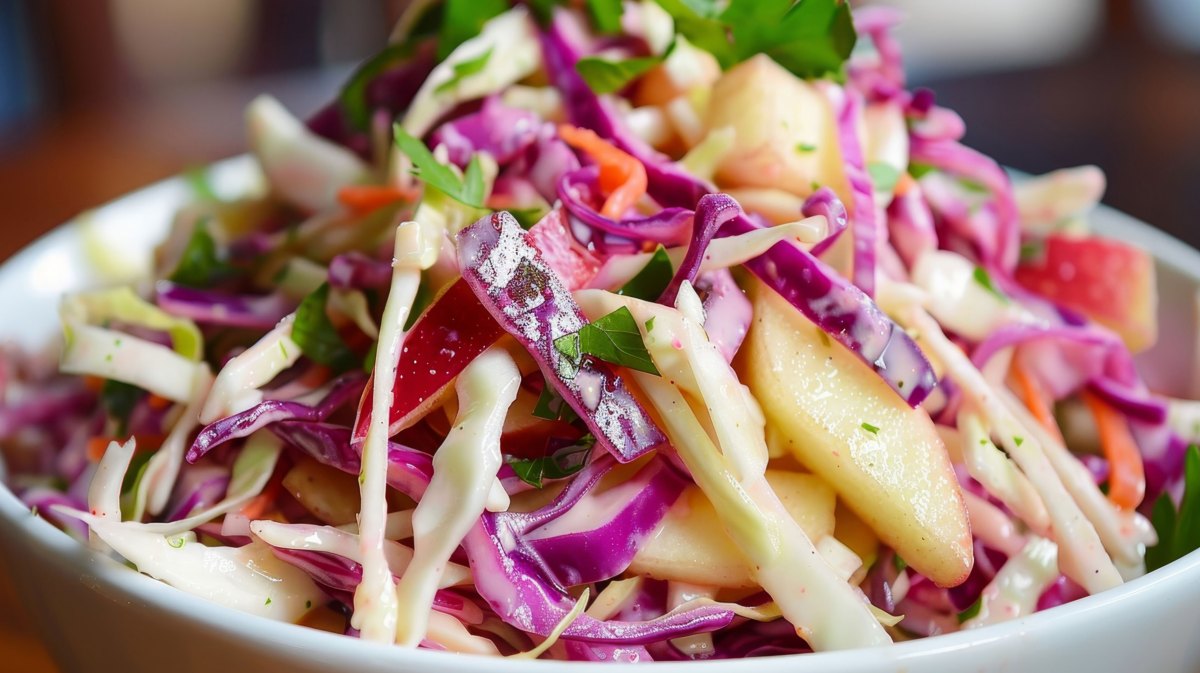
0 0 1198 668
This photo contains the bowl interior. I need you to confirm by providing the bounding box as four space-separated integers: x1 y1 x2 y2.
1 159 1199 673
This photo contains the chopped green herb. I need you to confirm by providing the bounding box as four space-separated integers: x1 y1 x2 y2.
908 163 935 180
167 536 186 549
506 436 595 488
183 166 218 201
972 266 1009 303
509 205 551 230
795 142 817 153
979 438 988 445
617 246 673 301
656 0 856 79
893 554 908 573
435 47 495 94
576 54 664 95
1013 436 1024 447
586 0 625 33
553 307 660 376
305 600 313 610
292 283 360 372
817 329 832 348
867 162 901 195
1147 445 1200 572
265 597 273 606
393 126 486 208
957 597 982 623
437 0 508 60
169 219 231 288
1019 241 1044 263
339 41 424 130
101 379 144 437
532 383 578 423
645 317 656 332
860 422 880 435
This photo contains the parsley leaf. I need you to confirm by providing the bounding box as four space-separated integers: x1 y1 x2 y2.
957 597 982 624
101 379 144 436
1148 445 1200 572
586 0 625 34
658 0 857 79
576 54 664 95
393 126 486 208
617 246 674 301
532 383 578 423
292 283 359 372
435 47 495 94
908 162 936 180
553 307 660 376
861 422 880 435
972 266 1009 303
506 436 595 489
437 0 508 60
867 162 900 195
339 41 422 131
169 219 231 288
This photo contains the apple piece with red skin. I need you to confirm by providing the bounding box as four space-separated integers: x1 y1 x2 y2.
351 208 601 444
1015 234 1157 352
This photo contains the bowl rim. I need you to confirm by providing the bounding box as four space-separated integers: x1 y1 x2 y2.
2 156 1199 670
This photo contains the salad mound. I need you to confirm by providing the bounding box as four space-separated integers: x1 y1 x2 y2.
3 0 1200 661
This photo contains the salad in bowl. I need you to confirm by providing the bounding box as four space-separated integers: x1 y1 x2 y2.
2 0 1198 663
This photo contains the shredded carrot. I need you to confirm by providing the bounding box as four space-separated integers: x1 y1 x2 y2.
557 124 647 220
894 171 917 198
86 436 118 462
337 184 419 216
146 393 173 411
82 376 106 393
297 364 332 389
1011 360 1065 447
1082 390 1146 511
240 471 284 520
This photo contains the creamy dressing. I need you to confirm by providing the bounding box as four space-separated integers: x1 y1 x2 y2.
393 347 520 646
201 315 300 423
882 288 1122 593
355 220 433 642
957 412 1050 535
962 536 1059 629
61 510 324 623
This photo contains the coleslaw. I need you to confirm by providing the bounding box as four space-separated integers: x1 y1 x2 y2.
2 0 1198 661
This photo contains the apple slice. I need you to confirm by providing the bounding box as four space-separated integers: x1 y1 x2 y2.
628 470 835 588
1015 233 1157 352
735 279 972 586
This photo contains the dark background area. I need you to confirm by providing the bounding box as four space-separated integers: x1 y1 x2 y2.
0 1 1196 669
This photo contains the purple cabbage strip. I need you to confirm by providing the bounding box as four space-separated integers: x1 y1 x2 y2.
971 323 1138 390
519 124 583 204
522 457 686 587
721 202 937 406
22 488 89 540
328 252 393 291
803 187 850 258
1036 575 1088 612
564 641 653 663
886 183 938 269
268 421 434 501
848 6 906 101
910 137 1019 271
0 385 95 437
186 372 367 463
910 105 967 143
1133 423 1189 505
658 194 738 306
823 82 880 296
463 510 735 644
165 468 230 522
155 282 294 330
429 97 541 168
456 211 668 463
557 167 694 245
265 546 481 624
695 270 753 364
1086 377 1167 425
540 12 711 209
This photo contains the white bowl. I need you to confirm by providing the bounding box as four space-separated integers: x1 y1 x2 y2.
2 157 1199 673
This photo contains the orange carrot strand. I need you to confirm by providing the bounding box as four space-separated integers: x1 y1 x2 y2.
1082 390 1146 511
557 124 647 220
1011 360 1066 447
